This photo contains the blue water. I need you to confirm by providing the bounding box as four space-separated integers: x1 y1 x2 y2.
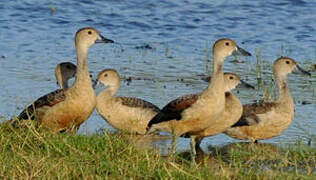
0 0 315 150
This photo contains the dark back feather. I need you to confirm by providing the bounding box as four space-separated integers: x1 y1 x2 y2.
17 89 66 120
231 102 276 127
118 97 160 113
147 93 200 128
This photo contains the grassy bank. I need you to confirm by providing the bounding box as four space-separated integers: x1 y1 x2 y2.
0 123 315 179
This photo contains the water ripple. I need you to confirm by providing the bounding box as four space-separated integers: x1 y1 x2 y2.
0 0 315 148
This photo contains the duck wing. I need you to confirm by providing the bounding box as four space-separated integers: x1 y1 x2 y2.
118 97 160 113
17 89 66 121
231 102 276 127
147 93 200 128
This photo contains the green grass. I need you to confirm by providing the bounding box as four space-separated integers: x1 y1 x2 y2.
0 123 315 179
1 46 315 179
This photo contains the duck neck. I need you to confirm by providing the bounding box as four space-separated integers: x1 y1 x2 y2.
108 84 120 97
55 66 64 89
207 56 224 94
61 77 69 89
97 85 119 103
74 45 91 87
276 74 293 105
56 73 64 89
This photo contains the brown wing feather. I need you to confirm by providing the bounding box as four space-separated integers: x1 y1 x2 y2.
17 89 66 121
231 101 276 127
243 102 276 116
162 93 200 114
147 93 200 128
118 97 160 113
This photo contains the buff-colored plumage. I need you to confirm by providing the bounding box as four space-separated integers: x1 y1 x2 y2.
16 27 114 133
188 73 253 152
147 39 251 153
225 57 311 142
96 69 160 134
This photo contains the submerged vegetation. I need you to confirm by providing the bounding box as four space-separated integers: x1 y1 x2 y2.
254 49 278 102
0 122 315 179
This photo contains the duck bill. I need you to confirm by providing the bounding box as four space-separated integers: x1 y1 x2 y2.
95 34 114 43
232 46 252 56
237 79 255 89
296 65 311 76
92 79 100 89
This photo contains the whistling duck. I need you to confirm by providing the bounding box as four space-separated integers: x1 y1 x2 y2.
55 62 76 89
147 39 251 153
96 69 160 134
183 73 254 154
16 27 114 133
225 57 311 142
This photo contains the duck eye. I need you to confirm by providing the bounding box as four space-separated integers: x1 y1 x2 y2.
229 76 234 80
286 61 290 64
104 74 108 77
225 42 230 46
88 31 92 35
